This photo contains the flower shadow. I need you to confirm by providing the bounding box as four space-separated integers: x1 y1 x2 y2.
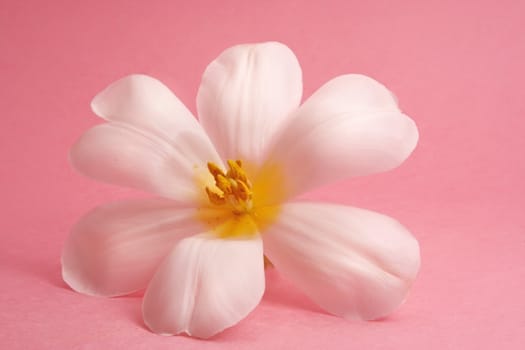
262 268 325 315
5 254 70 291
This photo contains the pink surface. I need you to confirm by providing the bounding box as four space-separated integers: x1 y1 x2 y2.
1 0 524 348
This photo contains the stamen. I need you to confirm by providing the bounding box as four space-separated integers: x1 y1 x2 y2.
205 187 226 205
226 159 248 183
206 160 253 214
207 162 225 178
215 174 232 194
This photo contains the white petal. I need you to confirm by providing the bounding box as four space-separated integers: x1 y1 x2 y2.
142 234 265 338
92 74 219 162
197 42 302 164
78 74 222 201
62 199 203 297
263 202 420 320
266 74 418 197
70 122 215 203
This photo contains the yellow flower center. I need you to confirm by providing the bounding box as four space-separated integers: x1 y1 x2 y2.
205 160 254 215
197 159 283 239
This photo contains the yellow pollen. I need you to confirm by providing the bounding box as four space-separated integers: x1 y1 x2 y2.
206 160 253 214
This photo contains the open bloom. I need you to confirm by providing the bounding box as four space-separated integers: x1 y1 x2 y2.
62 42 420 338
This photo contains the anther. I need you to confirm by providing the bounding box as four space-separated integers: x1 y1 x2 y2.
205 159 253 214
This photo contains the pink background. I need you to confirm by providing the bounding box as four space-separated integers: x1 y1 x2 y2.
1 0 524 348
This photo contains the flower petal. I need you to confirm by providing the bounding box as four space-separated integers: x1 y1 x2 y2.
263 202 420 320
91 74 219 161
62 199 203 297
76 74 222 201
70 122 214 202
197 42 302 164
266 74 418 197
142 234 265 338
